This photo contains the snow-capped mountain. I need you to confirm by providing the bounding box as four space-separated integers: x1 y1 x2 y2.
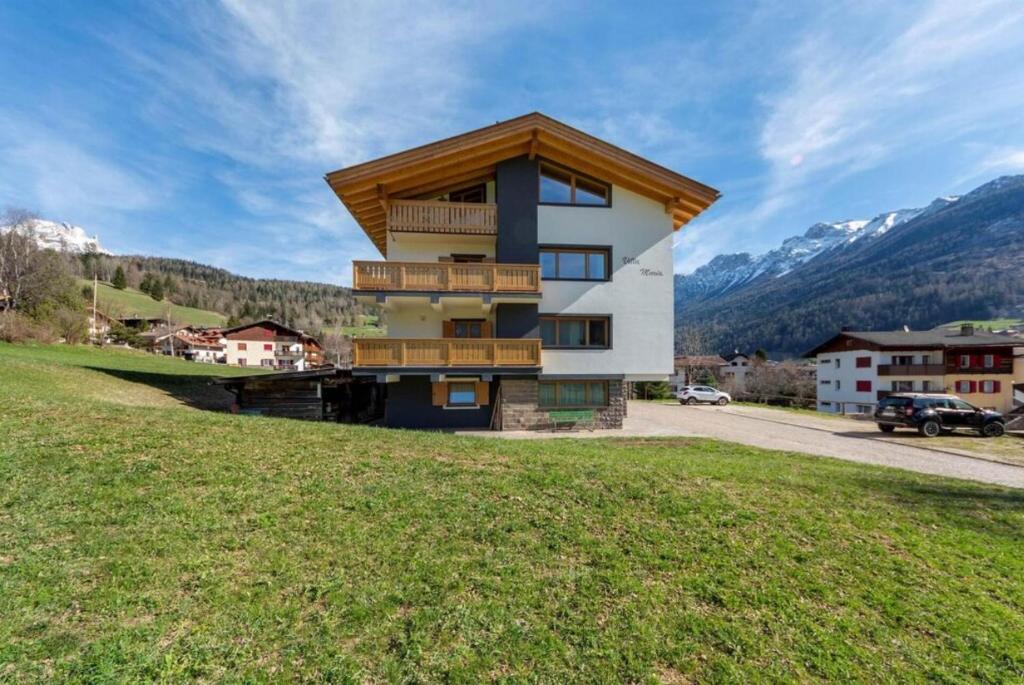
674 175 1024 357
676 199 960 302
0 218 108 254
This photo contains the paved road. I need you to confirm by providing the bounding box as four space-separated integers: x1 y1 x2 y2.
474 402 1024 489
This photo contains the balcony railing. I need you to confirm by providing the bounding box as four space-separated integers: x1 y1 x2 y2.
353 338 541 368
877 364 946 376
353 261 540 293
274 348 303 358
387 199 497 236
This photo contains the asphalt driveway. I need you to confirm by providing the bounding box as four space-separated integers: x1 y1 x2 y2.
475 402 1024 489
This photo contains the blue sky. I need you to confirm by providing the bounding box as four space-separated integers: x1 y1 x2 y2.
2 1 1023 285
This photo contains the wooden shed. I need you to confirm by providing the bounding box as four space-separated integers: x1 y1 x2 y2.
215 368 383 422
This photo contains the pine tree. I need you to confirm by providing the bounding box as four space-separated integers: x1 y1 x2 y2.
150 278 165 301
112 265 127 290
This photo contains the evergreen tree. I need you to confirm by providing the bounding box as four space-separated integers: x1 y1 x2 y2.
150 278 165 301
112 265 127 290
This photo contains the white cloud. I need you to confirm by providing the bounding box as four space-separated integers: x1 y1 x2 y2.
676 0 1024 273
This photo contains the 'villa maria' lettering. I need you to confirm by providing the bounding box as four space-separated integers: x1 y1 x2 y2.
621 256 663 277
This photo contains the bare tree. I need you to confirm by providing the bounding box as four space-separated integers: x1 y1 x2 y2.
320 329 353 368
674 325 716 385
0 208 39 311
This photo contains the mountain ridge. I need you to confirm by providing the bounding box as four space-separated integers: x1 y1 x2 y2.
675 175 1024 357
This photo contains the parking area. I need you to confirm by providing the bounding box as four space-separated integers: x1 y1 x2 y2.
474 401 1024 489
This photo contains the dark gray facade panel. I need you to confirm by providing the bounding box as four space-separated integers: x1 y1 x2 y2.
495 302 539 339
495 156 539 264
384 375 496 429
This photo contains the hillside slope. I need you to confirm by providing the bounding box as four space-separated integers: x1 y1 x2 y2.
2 343 1023 681
87 280 226 327
676 176 1024 356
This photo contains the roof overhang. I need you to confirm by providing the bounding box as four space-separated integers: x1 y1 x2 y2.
325 112 721 255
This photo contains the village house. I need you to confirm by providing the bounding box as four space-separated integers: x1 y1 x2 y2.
719 351 752 392
326 112 720 429
807 325 1024 414
669 355 728 393
222 319 324 371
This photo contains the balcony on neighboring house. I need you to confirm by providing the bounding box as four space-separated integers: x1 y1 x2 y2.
274 348 303 358
877 363 946 376
388 199 496 236
353 261 540 294
352 338 541 369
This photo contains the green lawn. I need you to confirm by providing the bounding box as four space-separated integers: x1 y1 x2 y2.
86 281 226 327
2 344 1023 682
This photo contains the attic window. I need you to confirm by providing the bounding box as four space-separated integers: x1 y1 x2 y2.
539 163 610 206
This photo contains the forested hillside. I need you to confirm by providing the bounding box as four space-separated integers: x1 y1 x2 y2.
675 176 1024 357
74 254 367 331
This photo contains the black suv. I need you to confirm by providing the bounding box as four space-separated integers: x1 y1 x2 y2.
874 393 1006 438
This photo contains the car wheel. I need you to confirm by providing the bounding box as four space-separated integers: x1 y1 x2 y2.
878 424 895 433
678 399 686 405
918 420 941 438
686 397 698 405
981 422 1005 438
716 397 729 406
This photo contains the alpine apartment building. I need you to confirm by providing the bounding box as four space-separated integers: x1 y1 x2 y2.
223 320 324 371
326 113 719 429
808 326 1024 415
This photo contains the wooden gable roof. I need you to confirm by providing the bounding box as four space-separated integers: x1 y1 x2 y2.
325 112 721 255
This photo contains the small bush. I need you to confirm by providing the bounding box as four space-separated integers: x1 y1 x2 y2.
0 311 57 343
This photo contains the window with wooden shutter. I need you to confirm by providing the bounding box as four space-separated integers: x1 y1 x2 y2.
994 380 1002 392
856 356 871 368
856 380 872 392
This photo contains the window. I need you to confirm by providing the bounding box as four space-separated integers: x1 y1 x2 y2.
893 355 914 366
448 183 486 203
857 404 873 414
835 380 841 390
261 359 275 367
856 380 872 392
984 354 995 368
835 358 841 369
539 316 610 348
238 359 247 367
892 380 913 392
538 246 609 280
538 380 609 408
820 358 832 364
447 382 478 407
920 355 930 364
237 342 247 351
453 320 484 338
539 163 610 206
820 379 831 385
856 356 871 368
960 354 971 368
264 343 273 351
981 380 1001 393
921 380 933 392
955 380 974 393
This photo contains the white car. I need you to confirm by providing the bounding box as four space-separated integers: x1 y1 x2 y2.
677 385 731 406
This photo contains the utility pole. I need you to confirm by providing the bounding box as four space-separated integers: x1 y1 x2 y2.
91 273 99 345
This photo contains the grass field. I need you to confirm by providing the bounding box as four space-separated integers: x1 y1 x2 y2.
86 281 226 327
2 345 1023 682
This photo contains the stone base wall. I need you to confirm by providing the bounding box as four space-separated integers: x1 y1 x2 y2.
499 379 626 430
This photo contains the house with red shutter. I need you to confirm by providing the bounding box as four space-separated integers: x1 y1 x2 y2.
223 319 324 371
806 324 1024 414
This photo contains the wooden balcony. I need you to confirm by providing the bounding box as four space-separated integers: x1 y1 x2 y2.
877 364 946 376
387 199 496 236
353 261 540 293
353 338 541 368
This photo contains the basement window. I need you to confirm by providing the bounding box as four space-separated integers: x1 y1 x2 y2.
447 382 478 407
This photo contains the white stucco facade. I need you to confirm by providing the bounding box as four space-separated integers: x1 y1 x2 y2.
816 349 945 413
537 186 675 380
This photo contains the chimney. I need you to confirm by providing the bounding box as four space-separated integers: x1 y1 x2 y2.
961 323 975 337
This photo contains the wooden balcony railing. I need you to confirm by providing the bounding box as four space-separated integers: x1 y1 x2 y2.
877 364 946 376
353 338 541 368
387 199 497 235
353 261 540 293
